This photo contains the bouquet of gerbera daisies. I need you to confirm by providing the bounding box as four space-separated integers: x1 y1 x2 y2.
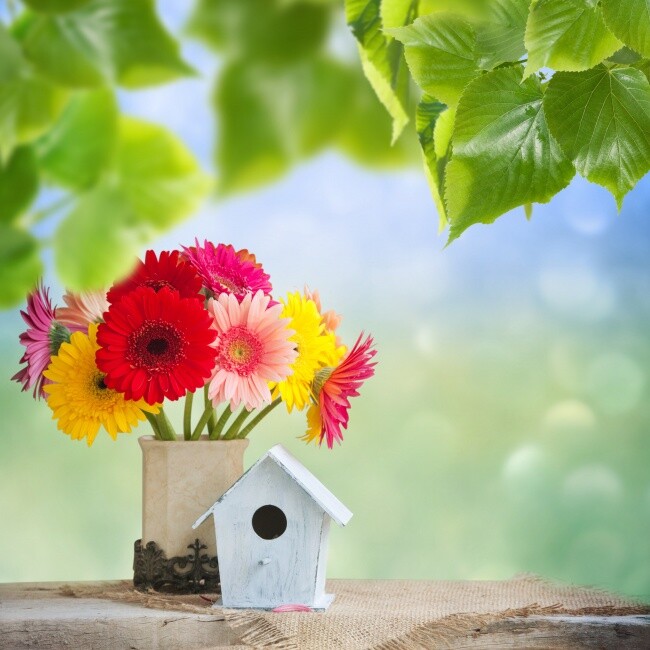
12 242 376 449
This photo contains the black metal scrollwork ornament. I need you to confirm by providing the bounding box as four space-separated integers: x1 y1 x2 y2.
133 538 220 593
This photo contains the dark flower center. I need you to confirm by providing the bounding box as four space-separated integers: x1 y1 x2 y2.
147 338 169 356
144 279 175 292
127 320 186 372
90 371 111 399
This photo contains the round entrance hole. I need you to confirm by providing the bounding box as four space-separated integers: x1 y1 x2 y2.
252 505 287 540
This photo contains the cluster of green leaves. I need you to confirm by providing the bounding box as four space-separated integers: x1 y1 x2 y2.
187 0 417 195
0 0 210 305
347 0 650 241
1 0 422 307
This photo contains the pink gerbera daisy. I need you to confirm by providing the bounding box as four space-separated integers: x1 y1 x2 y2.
56 289 109 333
303 333 377 449
12 283 71 399
182 240 272 301
208 291 297 411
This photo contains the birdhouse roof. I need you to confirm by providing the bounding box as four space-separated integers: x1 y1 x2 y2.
193 444 353 529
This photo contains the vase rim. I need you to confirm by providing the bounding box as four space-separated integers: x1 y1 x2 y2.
138 435 250 446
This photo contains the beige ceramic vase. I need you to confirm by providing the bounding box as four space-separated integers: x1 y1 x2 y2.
138 435 249 558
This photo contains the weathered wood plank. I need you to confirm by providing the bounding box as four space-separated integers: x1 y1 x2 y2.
0 595 239 649
1 581 649 649
447 615 650 649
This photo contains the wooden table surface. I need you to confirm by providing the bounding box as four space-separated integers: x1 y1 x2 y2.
1 580 649 649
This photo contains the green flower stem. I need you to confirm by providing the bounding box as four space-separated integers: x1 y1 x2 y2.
144 412 163 440
236 398 282 439
222 407 252 440
191 405 214 440
211 406 234 440
183 390 194 441
157 408 177 441
205 384 217 435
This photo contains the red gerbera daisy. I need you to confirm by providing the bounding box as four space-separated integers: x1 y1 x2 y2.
96 287 217 405
181 240 272 301
107 249 203 305
303 333 377 449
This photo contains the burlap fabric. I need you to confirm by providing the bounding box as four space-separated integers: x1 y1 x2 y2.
66 575 649 649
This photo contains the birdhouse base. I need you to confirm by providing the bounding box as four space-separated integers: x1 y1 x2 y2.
212 593 335 612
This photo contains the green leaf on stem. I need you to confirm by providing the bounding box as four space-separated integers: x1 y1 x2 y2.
0 146 39 224
544 65 650 207
415 96 448 230
336 65 418 166
525 0 622 77
446 66 575 241
187 0 329 63
524 203 533 220
21 0 194 88
23 0 91 13
0 226 42 307
389 13 480 107
473 0 530 70
601 0 650 58
37 89 118 190
345 0 414 141
116 117 211 228
0 26 68 160
54 185 140 290
216 58 354 194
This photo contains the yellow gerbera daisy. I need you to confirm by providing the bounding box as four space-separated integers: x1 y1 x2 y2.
271 292 342 412
43 324 159 446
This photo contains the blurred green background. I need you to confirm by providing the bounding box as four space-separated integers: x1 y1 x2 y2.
0 0 649 601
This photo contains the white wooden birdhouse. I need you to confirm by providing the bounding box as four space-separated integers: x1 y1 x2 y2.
193 444 352 610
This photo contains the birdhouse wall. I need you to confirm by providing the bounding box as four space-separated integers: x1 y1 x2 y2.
314 515 331 598
214 457 328 609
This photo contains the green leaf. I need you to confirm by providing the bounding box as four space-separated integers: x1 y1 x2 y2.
21 0 193 88
525 0 622 77
609 46 643 64
0 146 39 224
0 226 42 306
346 0 414 141
54 186 140 290
0 27 68 159
418 0 488 20
390 13 480 107
601 0 650 58
336 66 418 166
474 0 530 70
524 203 533 219
187 0 329 63
446 66 575 241
416 96 449 230
544 65 650 206
37 89 118 190
216 58 354 194
23 0 91 13
116 117 212 229
633 58 650 83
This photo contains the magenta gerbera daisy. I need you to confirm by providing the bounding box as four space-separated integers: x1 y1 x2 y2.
106 249 203 305
12 283 71 399
208 290 297 411
303 333 377 449
182 240 272 301
96 286 217 405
